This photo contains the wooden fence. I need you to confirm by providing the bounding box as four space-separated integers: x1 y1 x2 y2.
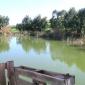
0 61 75 85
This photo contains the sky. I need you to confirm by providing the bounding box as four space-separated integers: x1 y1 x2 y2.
0 0 85 25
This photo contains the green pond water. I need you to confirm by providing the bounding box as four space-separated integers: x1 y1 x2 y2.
0 35 85 85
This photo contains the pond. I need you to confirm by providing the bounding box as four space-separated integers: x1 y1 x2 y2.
0 35 85 85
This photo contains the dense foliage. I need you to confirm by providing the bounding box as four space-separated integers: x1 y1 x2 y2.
16 7 85 39
16 15 48 32
0 15 9 29
50 8 85 39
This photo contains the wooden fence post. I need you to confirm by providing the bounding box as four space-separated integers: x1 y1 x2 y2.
0 63 6 85
6 61 16 85
64 74 75 85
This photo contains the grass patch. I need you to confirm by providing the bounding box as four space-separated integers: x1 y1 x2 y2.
11 27 19 33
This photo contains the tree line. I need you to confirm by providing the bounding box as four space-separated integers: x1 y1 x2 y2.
16 15 48 32
50 7 85 39
16 7 85 39
0 7 84 39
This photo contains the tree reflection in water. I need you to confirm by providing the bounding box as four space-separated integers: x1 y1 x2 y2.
50 40 85 72
0 36 9 52
17 36 46 53
17 36 85 72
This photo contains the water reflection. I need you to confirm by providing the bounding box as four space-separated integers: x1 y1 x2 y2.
16 36 85 72
17 36 85 85
0 36 85 85
50 41 85 72
0 36 9 52
17 36 46 53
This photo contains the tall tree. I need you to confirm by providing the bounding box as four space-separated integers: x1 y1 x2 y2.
22 15 32 31
0 15 9 29
52 10 58 19
32 15 42 31
78 8 85 35
64 8 77 30
50 10 66 29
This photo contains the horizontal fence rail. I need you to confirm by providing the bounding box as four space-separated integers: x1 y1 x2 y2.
0 61 75 85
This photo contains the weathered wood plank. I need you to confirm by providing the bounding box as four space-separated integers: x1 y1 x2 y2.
4 61 75 85
6 61 16 85
0 63 6 85
16 78 33 85
19 66 65 77
14 68 75 85
19 66 75 80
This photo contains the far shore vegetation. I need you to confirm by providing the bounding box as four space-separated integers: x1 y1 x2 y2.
0 7 85 46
